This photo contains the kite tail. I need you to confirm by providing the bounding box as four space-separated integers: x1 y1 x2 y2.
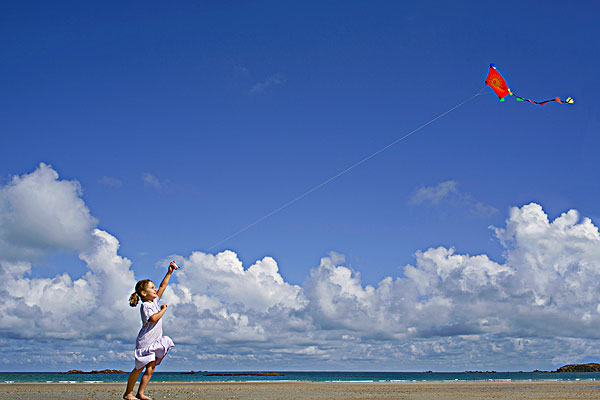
511 93 574 106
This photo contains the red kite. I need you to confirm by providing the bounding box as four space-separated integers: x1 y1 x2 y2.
485 64 573 105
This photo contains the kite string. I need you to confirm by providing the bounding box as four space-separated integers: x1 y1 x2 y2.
208 86 487 250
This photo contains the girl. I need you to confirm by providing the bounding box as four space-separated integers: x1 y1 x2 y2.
123 261 179 400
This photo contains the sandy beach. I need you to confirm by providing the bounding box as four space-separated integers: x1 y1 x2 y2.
1 381 599 400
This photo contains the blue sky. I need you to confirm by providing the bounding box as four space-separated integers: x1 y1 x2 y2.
2 1 600 371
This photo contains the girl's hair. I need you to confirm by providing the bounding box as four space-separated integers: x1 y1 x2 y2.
129 279 153 307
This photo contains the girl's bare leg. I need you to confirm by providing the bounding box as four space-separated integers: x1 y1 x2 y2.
123 367 143 400
136 361 156 400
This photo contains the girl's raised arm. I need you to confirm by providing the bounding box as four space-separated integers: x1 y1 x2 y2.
157 261 179 300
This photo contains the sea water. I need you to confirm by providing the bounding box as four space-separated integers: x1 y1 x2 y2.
1 371 600 383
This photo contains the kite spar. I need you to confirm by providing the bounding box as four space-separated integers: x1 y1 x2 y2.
485 64 573 105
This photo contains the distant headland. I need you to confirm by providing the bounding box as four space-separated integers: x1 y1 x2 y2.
532 363 600 373
555 363 600 373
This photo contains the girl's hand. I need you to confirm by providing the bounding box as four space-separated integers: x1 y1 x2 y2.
161 304 167 311
169 261 180 273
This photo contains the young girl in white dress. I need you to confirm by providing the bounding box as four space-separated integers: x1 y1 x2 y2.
123 261 179 400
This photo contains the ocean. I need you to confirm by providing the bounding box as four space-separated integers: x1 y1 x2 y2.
2 371 600 383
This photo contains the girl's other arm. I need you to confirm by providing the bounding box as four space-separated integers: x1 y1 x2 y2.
157 262 179 300
148 304 167 323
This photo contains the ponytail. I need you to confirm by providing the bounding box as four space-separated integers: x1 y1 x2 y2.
129 279 152 307
129 292 140 307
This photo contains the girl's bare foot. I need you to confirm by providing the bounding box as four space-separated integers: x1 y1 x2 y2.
123 394 137 400
136 394 153 400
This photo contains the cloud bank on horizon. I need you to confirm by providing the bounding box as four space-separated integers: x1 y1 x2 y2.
1 164 600 371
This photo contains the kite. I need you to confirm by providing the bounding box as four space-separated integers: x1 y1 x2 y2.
485 64 573 105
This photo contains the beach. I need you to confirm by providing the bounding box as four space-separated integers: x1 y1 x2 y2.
2 381 599 400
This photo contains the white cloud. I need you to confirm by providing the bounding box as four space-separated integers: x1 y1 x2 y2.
0 163 97 262
0 165 136 346
156 202 600 368
167 251 305 312
159 251 308 347
492 204 600 316
411 180 459 205
142 172 165 189
1 229 137 341
98 176 122 188
411 180 497 216
3 163 600 371
250 73 285 94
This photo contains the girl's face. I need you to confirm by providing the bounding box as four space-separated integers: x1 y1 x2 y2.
140 281 157 302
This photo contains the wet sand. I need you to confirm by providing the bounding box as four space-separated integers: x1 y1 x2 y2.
1 381 599 399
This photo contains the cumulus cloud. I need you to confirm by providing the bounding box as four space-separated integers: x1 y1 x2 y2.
1 229 137 341
0 163 97 261
158 251 308 350
161 203 600 368
0 165 138 368
3 163 600 370
167 251 305 313
411 180 497 216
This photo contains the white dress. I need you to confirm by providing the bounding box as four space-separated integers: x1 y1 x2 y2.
134 298 174 370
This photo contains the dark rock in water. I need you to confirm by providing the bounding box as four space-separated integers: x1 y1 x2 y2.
61 369 125 374
181 370 197 374
90 370 125 374
555 363 600 372
464 371 497 374
201 372 285 377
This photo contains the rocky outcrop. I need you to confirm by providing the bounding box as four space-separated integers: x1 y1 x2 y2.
61 369 125 374
464 371 497 373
